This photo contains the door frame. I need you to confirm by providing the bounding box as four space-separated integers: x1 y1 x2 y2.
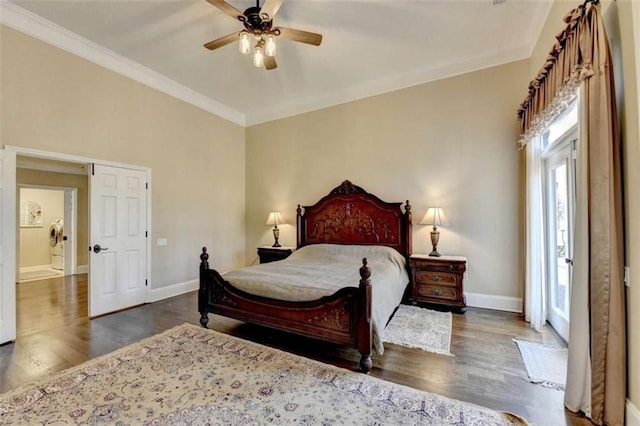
17 185 78 277
4 145 152 323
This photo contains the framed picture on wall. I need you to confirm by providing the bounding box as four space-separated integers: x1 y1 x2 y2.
20 201 43 227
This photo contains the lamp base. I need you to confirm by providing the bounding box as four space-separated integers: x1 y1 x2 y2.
429 227 440 257
272 226 281 247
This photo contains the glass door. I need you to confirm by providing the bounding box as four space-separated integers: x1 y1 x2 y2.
544 142 575 341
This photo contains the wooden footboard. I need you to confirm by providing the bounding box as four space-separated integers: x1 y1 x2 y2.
198 247 373 373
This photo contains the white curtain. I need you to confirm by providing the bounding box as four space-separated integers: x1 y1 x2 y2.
563 83 593 420
524 136 546 331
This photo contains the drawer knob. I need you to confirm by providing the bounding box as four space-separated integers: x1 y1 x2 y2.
431 289 442 295
448 265 454 271
431 275 442 282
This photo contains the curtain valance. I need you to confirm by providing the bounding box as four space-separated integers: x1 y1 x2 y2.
517 1 598 149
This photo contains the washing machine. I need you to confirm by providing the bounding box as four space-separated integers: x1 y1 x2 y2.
49 219 64 270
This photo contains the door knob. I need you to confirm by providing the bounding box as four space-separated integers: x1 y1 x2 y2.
93 244 108 254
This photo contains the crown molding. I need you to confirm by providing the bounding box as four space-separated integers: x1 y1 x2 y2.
246 44 531 126
0 1 246 127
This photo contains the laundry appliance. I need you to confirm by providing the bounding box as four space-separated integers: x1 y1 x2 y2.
49 219 64 270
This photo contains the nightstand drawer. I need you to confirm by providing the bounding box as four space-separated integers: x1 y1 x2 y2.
415 283 459 301
414 271 457 287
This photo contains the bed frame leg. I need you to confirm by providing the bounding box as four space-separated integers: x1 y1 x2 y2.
359 354 372 373
200 313 209 328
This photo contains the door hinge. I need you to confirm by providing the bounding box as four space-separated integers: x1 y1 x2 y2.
145 231 148 238
145 279 148 287
91 163 95 175
146 182 148 189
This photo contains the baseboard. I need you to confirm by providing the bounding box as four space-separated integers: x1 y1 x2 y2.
628 399 640 426
77 265 88 274
465 292 523 313
19 264 54 273
149 279 198 303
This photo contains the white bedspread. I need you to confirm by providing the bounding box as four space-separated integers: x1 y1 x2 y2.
223 244 410 354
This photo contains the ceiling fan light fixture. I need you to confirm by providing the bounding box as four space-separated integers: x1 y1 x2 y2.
265 33 277 57
253 44 265 67
238 31 251 54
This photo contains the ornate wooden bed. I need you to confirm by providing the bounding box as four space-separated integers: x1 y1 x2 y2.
198 180 412 373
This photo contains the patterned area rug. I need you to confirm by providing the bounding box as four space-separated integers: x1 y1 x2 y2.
513 339 568 390
383 304 453 355
0 324 528 425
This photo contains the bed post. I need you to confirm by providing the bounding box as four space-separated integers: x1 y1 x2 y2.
296 204 303 248
357 258 373 373
404 200 412 257
199 247 210 328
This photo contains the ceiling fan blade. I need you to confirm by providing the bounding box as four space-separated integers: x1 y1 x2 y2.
276 27 322 46
264 55 277 71
205 0 245 21
204 32 239 50
259 0 283 21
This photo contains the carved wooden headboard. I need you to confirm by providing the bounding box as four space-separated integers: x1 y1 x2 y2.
296 180 412 257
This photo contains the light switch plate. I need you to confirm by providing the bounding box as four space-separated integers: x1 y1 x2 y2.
624 266 630 287
157 238 168 247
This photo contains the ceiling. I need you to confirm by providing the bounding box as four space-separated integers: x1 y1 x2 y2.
3 0 552 126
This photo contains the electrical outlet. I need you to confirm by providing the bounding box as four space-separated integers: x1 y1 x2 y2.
624 266 630 287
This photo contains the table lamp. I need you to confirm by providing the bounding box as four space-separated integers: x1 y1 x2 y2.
419 207 449 257
265 211 284 247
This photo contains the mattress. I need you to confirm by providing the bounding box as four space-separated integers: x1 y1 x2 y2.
223 243 410 354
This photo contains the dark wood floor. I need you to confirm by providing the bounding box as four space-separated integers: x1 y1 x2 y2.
0 274 591 425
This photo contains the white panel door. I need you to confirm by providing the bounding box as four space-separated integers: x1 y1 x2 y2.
0 150 17 344
90 164 147 317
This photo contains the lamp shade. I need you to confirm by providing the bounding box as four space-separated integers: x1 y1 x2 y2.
419 207 449 227
265 211 284 226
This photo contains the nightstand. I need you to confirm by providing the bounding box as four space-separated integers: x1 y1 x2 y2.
257 246 295 264
408 254 467 313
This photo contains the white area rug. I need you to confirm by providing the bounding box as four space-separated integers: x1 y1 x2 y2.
513 339 568 390
383 304 453 356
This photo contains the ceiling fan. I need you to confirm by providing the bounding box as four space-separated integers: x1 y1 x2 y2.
203 0 323 70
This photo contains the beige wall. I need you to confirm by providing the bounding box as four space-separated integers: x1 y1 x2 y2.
531 0 640 414
1 26 247 288
615 0 640 413
17 169 89 268
18 188 63 267
246 60 529 300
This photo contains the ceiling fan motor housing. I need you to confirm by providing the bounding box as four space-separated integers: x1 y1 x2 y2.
241 6 273 33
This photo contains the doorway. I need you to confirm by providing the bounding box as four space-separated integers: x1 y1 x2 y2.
541 101 578 342
17 186 78 282
0 146 152 345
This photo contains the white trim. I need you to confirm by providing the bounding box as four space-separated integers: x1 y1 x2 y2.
150 279 198 303
77 264 88 274
0 2 245 127
628 399 640 426
17 157 87 176
19 264 57 273
465 292 523 313
0 149 17 344
245 45 531 126
6 146 151 174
